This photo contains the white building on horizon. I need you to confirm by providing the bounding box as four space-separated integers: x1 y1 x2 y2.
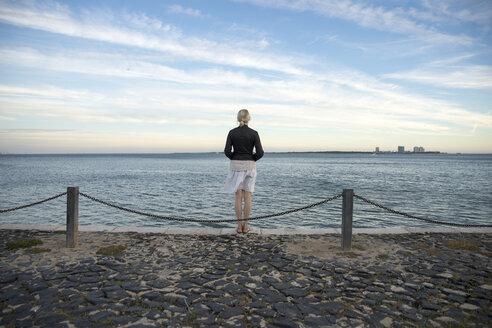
414 146 425 153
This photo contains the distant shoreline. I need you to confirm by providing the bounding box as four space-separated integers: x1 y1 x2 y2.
270 150 444 155
4 151 492 156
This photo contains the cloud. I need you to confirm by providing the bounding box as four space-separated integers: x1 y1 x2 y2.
0 47 274 87
421 0 492 29
167 4 206 18
124 12 172 31
0 0 304 75
385 56 492 89
2 53 491 134
1 0 491 153
234 0 475 45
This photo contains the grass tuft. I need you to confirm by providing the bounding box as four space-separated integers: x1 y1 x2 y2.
376 253 389 260
6 238 43 250
412 242 427 249
26 247 51 254
352 244 366 251
447 239 479 251
97 245 126 256
427 249 441 256
337 251 358 258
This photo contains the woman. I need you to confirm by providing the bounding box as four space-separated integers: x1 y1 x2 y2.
224 109 264 233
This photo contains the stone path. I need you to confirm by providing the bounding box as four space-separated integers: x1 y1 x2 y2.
0 229 491 327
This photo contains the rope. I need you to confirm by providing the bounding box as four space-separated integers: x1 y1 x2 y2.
79 192 342 223
0 192 67 213
1 190 490 228
354 194 492 228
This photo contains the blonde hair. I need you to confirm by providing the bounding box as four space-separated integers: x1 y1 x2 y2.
237 109 250 127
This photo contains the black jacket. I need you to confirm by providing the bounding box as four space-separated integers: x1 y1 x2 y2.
224 125 264 161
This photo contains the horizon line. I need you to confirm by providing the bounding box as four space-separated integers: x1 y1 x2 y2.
3 150 492 156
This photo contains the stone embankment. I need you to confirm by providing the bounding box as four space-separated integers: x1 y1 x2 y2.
0 229 491 327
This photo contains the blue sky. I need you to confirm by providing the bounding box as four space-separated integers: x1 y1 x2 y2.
0 0 491 153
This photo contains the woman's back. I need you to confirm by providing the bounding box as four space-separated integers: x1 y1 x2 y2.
224 125 264 161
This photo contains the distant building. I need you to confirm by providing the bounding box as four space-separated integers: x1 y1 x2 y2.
413 146 425 153
375 147 380 153
398 146 405 153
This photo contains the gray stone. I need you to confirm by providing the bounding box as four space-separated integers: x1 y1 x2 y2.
402 312 425 323
86 296 106 305
28 281 49 292
15 318 34 328
8 295 32 306
445 308 467 320
121 306 142 315
282 288 309 297
163 304 186 313
176 281 195 289
344 309 364 319
262 292 288 303
86 290 105 304
435 272 453 279
80 275 102 283
303 316 335 326
399 304 417 314
194 314 216 325
89 311 115 322
362 299 377 306
435 316 458 325
273 302 302 318
0 273 18 283
422 282 434 288
146 309 166 320
441 287 468 297
421 301 440 311
112 317 139 326
318 301 345 315
141 291 161 301
460 303 480 311
272 316 300 328
0 289 20 301
253 307 275 318
71 317 92 328
105 289 130 300
390 285 408 293
296 303 324 316
33 313 67 325
142 300 162 308
1 313 24 326
447 293 466 303
147 280 171 288
219 307 244 319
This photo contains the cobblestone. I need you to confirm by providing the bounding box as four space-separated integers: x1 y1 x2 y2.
0 229 491 327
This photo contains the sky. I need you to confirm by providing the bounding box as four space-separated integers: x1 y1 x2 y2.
0 0 491 154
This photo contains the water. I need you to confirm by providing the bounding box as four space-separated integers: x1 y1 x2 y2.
0 153 491 229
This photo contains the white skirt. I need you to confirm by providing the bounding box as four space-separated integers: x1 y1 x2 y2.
224 168 257 193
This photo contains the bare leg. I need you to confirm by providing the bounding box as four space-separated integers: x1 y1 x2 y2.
243 191 252 232
235 189 243 232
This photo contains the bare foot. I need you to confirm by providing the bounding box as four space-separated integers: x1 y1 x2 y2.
237 225 243 233
242 224 250 233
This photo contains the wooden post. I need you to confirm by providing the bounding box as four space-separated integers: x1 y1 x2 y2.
66 187 79 248
342 189 353 251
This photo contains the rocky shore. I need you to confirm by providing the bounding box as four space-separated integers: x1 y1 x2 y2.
0 229 491 327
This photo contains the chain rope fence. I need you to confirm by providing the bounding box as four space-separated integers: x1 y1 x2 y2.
354 194 492 228
0 192 67 213
1 190 491 228
79 192 342 223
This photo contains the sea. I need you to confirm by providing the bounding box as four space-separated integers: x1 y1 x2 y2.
0 153 491 229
